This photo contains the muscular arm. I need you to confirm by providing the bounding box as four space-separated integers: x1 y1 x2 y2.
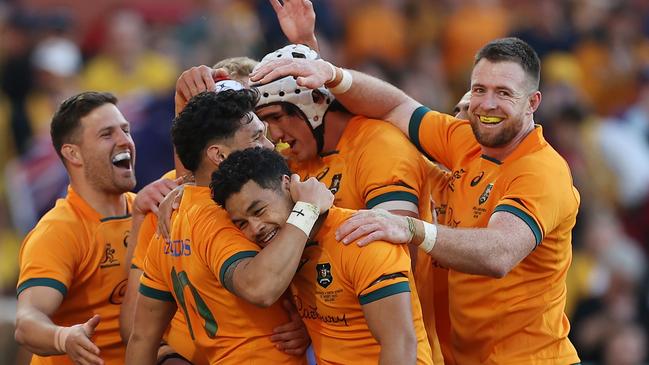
224 224 309 307
119 268 143 343
336 70 420 136
15 287 64 356
430 211 536 278
337 210 536 278
125 294 177 365
362 292 417 365
15 287 102 364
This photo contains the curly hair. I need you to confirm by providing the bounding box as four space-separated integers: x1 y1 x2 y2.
211 147 291 206
172 89 260 172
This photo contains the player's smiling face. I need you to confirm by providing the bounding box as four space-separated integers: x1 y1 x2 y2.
468 59 539 148
224 177 294 248
77 103 136 194
255 103 317 162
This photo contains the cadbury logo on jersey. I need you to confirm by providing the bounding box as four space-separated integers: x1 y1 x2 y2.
316 263 333 288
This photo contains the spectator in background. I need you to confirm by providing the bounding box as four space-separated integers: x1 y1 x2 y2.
82 10 177 101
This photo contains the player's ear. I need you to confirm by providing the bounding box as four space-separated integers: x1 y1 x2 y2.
527 91 542 115
61 144 83 167
206 144 227 166
281 174 291 191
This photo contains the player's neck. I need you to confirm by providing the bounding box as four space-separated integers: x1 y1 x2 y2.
321 111 353 154
70 180 127 218
480 121 535 162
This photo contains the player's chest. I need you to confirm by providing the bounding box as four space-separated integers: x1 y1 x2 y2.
292 244 357 326
92 219 131 269
444 161 504 228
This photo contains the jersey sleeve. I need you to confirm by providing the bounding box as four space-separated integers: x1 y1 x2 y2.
493 159 580 247
342 241 412 305
131 212 157 270
191 206 260 287
17 222 81 297
356 125 427 214
140 235 174 302
407 106 470 169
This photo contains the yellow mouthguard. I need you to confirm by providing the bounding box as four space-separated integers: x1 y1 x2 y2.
479 116 503 124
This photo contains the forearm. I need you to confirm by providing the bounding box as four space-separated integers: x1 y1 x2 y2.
425 225 515 278
15 307 61 355
379 341 416 365
120 269 143 343
125 334 158 365
235 225 307 307
334 70 415 132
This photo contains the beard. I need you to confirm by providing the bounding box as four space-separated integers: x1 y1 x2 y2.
469 117 521 148
83 159 136 194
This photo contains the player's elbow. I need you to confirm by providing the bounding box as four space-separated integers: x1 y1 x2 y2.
14 318 27 346
482 257 516 278
242 288 281 308
380 330 417 364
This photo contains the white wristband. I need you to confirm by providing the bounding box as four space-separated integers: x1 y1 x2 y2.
286 201 320 237
54 326 71 353
325 62 337 84
328 69 353 94
419 222 437 253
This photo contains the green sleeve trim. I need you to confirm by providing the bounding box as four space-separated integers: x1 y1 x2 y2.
408 106 434 161
494 204 543 246
359 281 410 305
139 283 175 302
100 214 132 222
480 154 503 165
219 251 258 284
366 191 419 209
16 278 67 297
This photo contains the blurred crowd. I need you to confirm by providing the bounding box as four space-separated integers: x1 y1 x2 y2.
1 0 649 363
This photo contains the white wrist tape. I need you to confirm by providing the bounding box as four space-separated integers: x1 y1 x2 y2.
325 62 337 84
54 326 71 353
419 221 437 253
286 201 320 236
328 69 353 94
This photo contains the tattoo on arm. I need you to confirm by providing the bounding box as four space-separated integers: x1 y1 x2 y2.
222 258 247 295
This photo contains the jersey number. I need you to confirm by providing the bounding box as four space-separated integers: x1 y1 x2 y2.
170 267 218 339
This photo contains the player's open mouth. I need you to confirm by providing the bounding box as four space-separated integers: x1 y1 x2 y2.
479 115 504 125
112 151 132 170
260 228 278 244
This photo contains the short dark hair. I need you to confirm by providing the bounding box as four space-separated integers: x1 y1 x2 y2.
211 147 291 206
475 37 541 90
172 89 260 172
50 91 118 162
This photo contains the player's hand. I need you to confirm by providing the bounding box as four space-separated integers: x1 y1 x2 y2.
335 209 411 246
64 315 104 365
250 58 333 89
133 178 182 218
288 174 334 214
156 183 187 241
271 0 318 50
174 66 230 114
271 299 310 356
